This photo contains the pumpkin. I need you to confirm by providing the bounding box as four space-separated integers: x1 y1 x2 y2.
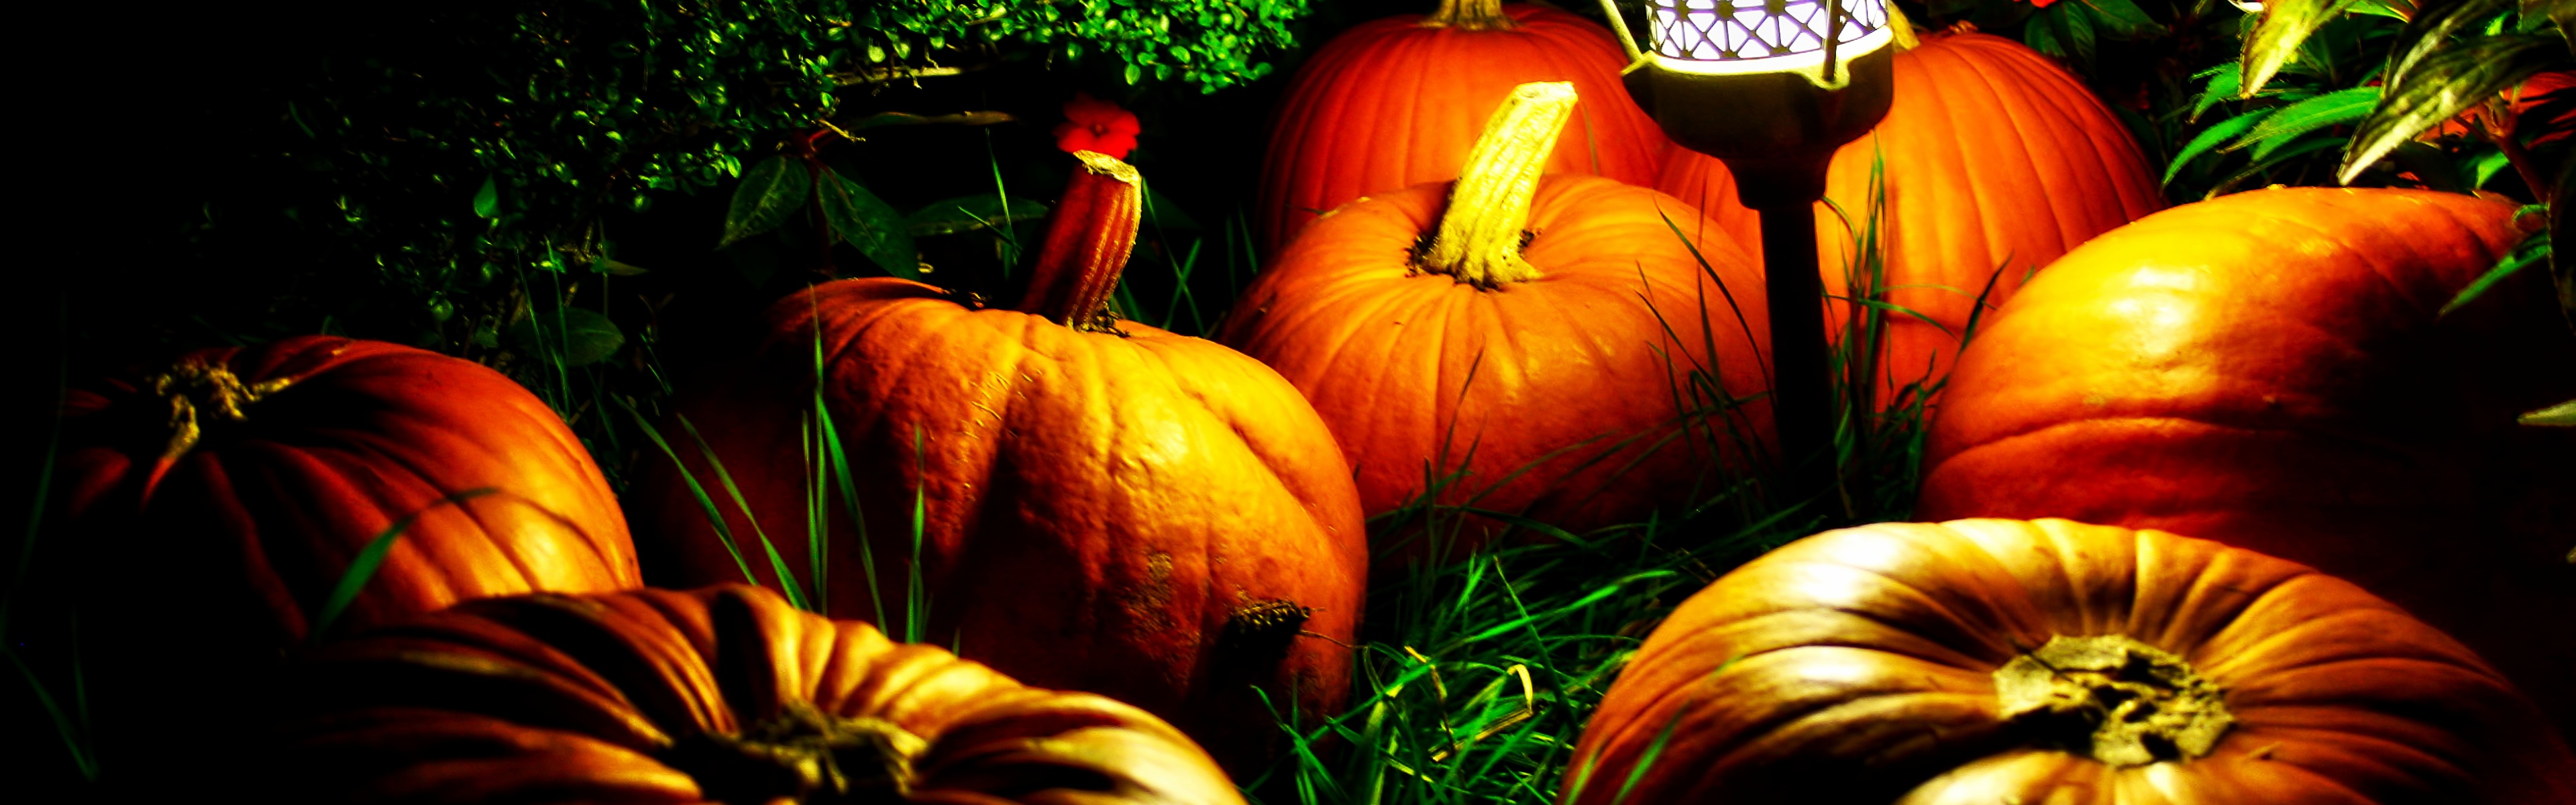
1562 519 2576 805
1221 83 1770 554
52 335 641 789
262 584 1246 804
632 152 1367 775
1254 0 1667 258
1917 187 2576 727
59 335 640 650
1660 26 2161 405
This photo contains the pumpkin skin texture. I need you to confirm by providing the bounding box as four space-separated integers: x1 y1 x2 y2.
58 335 640 651
1562 519 2576 805
1916 187 2576 727
1220 174 1772 551
632 278 1366 777
1659 30 2161 403
264 584 1248 805
1254 1 1667 257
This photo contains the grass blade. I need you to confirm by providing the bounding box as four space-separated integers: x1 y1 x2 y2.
675 413 810 611
309 486 498 641
621 398 762 588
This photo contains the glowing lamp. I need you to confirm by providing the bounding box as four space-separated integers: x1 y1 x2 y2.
1601 0 1897 501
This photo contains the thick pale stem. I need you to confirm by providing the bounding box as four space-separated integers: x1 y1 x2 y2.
1421 82 1578 288
1017 152 1143 331
1994 635 2235 767
1426 0 1515 30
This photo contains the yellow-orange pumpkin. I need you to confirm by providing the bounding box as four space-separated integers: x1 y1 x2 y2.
1224 83 1769 555
1660 28 2161 404
1919 187 2576 727
1565 519 2576 804
635 154 1366 775
1256 0 1667 257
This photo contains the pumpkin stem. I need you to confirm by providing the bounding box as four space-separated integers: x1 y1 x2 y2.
1426 0 1515 30
1418 81 1578 288
1016 151 1143 332
661 701 928 804
1992 635 2235 767
146 358 292 464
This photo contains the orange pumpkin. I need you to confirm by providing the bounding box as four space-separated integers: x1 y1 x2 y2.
1564 519 2576 804
60 335 640 649
633 153 1366 775
1255 0 1666 257
1223 83 1769 553
1660 28 2161 404
54 335 642 790
1918 187 2576 727
266 584 1247 804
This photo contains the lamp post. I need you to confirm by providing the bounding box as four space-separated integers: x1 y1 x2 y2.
1597 0 1895 508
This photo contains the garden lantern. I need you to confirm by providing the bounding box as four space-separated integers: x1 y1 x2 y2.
1599 0 1895 504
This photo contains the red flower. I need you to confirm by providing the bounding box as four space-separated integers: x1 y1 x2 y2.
1053 92 1140 160
2025 0 2059 7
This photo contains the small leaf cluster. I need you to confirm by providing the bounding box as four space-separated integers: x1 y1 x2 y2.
846 0 1309 89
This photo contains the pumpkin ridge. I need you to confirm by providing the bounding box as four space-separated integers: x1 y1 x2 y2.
1731 559 2033 663
1970 42 2104 254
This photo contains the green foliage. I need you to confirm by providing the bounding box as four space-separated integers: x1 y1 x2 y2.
2340 0 2569 182
848 1 1307 89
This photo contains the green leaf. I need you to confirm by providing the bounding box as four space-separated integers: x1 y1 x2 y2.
507 307 625 366
2339 33 2561 183
2386 0 2516 91
1144 186 1203 231
2521 398 2576 426
2192 64 2243 122
310 488 498 641
2241 0 2363 97
904 195 1049 237
2078 0 2161 36
593 255 650 276
2472 150 2515 188
2165 109 2273 184
472 175 500 219
720 156 812 248
2439 231 2547 317
2233 86 2379 160
817 168 920 279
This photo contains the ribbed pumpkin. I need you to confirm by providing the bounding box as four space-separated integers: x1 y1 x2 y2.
60 335 641 649
1564 519 2576 805
1222 83 1769 554
633 153 1366 775
1660 25 2161 402
265 584 1246 805
1255 0 1667 257
1918 187 2576 727
54 335 642 792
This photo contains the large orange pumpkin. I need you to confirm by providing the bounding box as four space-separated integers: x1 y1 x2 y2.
54 335 641 790
1660 27 2161 403
1564 519 2576 804
1222 83 1770 553
633 153 1366 775
1255 0 1666 257
60 335 641 649
264 584 1246 804
1917 187 2576 727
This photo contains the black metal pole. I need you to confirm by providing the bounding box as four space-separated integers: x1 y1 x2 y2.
1758 201 1833 508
